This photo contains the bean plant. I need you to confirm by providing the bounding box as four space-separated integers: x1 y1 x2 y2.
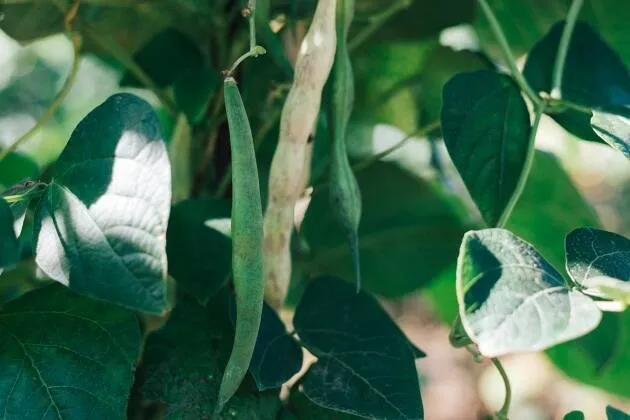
0 0 629 419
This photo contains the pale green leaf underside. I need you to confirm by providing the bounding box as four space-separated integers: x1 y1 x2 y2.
457 228 602 357
591 111 630 159
566 227 630 304
34 93 171 314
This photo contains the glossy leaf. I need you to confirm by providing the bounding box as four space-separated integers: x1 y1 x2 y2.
566 227 630 305
286 389 360 420
607 406 630 420
166 198 232 305
441 70 531 227
457 228 602 357
591 111 630 159
141 292 282 419
302 161 468 298
418 46 492 129
34 93 171 314
294 276 423 420
0 284 141 419
524 21 630 142
229 299 303 391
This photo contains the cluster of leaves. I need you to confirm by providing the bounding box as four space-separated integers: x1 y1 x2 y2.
1 0 630 419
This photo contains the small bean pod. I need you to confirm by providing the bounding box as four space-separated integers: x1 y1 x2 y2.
263 0 338 308
328 0 362 291
215 77 265 414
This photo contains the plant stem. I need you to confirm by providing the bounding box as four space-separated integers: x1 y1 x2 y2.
496 104 545 228
351 119 441 174
491 358 512 419
550 0 584 99
348 0 412 51
0 27 82 163
225 0 266 77
476 0 542 107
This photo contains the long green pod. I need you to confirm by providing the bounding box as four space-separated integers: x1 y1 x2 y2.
215 76 265 415
328 0 362 291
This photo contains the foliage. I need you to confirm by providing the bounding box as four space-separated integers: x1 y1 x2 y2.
1 0 630 419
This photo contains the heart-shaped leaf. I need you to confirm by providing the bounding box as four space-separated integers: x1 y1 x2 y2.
524 21 630 143
0 284 141 419
228 298 303 391
167 198 232 305
566 227 630 305
141 291 282 419
294 276 423 420
34 93 171 314
441 70 531 227
457 228 602 357
591 111 630 159
608 406 630 420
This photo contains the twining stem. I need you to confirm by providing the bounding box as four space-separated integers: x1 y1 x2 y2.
476 0 542 107
348 0 412 51
225 0 267 77
0 3 83 164
550 0 584 99
491 358 512 419
496 105 545 228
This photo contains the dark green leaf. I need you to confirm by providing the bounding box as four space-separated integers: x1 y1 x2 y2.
33 93 171 314
228 298 303 391
0 284 141 419
418 46 492 129
121 29 204 88
0 153 39 191
591 111 630 159
441 70 531 227
286 389 361 420
566 227 630 305
563 411 585 420
141 292 282 419
0 197 21 269
167 198 232 305
523 21 630 142
607 406 630 420
457 228 602 357
474 0 630 66
302 161 468 298
294 276 423 420
173 66 220 125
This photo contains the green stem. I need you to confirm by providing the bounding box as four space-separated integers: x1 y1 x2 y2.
249 0 257 50
225 1 266 77
491 358 512 419
550 0 584 99
476 0 542 107
496 105 545 228
0 34 81 163
351 119 441 174
348 0 412 51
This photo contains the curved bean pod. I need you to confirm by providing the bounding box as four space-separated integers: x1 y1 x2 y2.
263 0 338 308
215 77 265 414
328 0 362 291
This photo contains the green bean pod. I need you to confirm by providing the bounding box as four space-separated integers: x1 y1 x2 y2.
215 76 265 414
328 0 362 291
